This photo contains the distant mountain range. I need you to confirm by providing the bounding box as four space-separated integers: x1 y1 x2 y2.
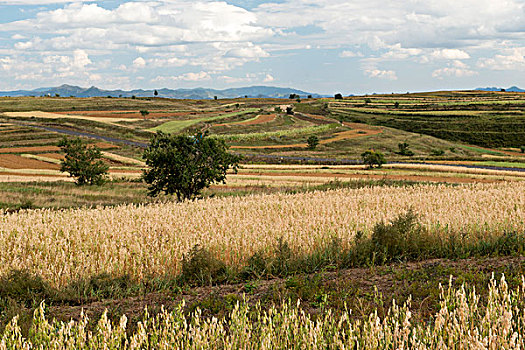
0 84 323 99
476 86 525 92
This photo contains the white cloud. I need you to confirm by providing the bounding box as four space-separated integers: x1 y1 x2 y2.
365 69 397 80
477 47 525 70
153 71 211 82
0 0 95 3
132 57 146 68
340 51 363 58
431 49 471 60
432 61 477 78
263 74 274 83
224 44 269 59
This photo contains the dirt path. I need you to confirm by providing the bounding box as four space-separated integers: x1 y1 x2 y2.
47 256 525 324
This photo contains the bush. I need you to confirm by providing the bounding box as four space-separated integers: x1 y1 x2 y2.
0 270 54 307
520 146 525 153
430 149 445 156
397 142 414 156
371 209 429 262
361 149 386 168
334 93 343 100
306 135 319 150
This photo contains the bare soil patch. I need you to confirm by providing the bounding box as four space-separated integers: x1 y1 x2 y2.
215 114 277 127
0 154 60 170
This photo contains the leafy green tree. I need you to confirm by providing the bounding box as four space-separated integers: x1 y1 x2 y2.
307 135 319 150
334 93 343 100
58 138 109 186
521 146 525 153
361 149 386 169
142 132 240 201
154 89 158 96
140 110 149 119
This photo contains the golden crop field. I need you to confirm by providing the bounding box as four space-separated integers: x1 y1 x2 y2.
1 182 523 288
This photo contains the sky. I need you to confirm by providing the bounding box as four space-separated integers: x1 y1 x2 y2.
0 0 524 94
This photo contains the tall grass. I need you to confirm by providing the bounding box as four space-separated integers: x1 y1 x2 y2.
1 276 524 348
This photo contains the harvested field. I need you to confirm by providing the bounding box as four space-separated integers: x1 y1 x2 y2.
0 154 60 170
4 111 141 123
59 110 220 119
0 142 117 154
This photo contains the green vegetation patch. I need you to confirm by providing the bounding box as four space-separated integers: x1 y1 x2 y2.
150 109 258 134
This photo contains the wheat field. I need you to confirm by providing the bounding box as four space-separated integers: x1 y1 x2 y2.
0 182 523 287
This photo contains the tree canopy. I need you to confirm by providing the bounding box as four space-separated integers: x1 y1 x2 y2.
58 137 109 186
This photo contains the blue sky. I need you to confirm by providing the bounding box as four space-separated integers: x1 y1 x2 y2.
0 0 524 94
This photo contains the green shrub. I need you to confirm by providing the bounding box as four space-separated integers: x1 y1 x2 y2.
0 270 54 307
361 149 386 169
180 245 227 286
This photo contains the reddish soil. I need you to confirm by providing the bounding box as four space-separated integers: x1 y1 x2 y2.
0 154 60 170
235 171 499 184
0 172 65 178
0 145 61 153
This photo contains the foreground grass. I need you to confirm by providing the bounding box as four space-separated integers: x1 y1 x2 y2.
1 271 524 348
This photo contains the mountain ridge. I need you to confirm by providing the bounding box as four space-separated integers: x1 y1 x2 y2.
0 84 324 99
476 86 525 92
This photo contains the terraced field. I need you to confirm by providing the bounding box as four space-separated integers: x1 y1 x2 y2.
327 90 525 148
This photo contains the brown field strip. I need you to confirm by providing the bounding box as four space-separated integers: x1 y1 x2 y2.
0 142 117 154
57 110 220 119
215 114 277 127
37 153 64 160
0 154 60 170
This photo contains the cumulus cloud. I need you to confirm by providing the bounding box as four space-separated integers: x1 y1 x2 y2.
432 61 477 78
132 57 146 69
477 47 525 70
431 49 471 60
1 0 524 90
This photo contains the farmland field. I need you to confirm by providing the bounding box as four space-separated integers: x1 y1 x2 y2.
0 92 525 347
